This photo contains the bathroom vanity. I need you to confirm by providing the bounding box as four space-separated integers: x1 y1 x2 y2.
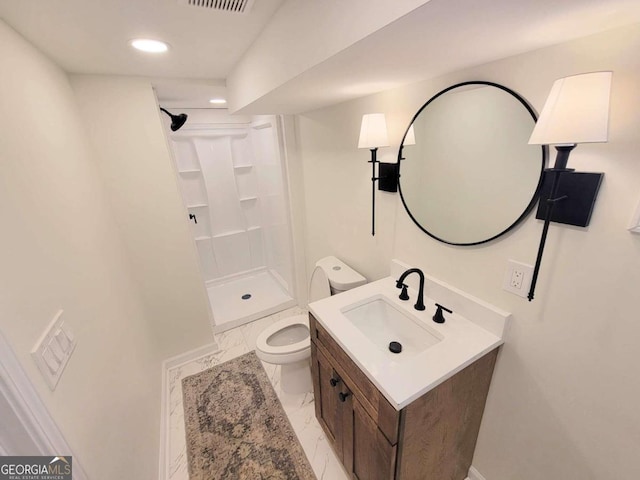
308 265 510 480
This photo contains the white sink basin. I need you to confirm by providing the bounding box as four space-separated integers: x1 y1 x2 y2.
341 295 442 359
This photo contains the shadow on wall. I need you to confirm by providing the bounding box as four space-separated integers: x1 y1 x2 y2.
476 342 614 479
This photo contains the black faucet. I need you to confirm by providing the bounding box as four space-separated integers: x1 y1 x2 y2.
395 268 426 311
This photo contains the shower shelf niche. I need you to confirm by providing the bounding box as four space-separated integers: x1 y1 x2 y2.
195 236 212 241
233 164 253 170
239 196 258 202
187 203 208 209
178 169 201 174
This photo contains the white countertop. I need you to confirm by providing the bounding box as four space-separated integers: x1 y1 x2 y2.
309 276 507 410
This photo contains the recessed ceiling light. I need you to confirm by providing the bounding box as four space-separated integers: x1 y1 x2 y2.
209 98 227 105
130 39 169 53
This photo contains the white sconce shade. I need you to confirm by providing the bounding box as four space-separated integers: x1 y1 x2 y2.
404 124 416 146
529 71 612 146
358 113 389 149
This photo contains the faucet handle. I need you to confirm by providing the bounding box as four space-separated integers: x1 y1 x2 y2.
398 284 409 301
433 303 453 324
396 279 410 301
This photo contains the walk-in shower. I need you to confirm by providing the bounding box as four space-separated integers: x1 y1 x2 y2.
166 111 296 333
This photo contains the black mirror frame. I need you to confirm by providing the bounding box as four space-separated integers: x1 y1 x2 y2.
397 80 548 246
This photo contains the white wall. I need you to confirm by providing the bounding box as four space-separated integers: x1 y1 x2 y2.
71 76 214 358
296 23 640 479
0 21 162 479
297 98 399 281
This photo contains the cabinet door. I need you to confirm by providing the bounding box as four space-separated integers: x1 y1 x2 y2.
350 396 397 480
311 343 344 460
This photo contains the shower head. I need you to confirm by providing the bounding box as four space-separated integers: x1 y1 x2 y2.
160 107 188 131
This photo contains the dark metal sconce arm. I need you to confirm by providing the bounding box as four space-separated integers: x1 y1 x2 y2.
368 148 378 236
528 145 576 301
528 173 568 301
368 148 400 236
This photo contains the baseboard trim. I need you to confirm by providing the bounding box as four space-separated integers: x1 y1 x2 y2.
158 341 220 480
468 466 487 480
162 341 220 370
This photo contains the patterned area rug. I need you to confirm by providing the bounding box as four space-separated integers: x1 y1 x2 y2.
182 351 317 480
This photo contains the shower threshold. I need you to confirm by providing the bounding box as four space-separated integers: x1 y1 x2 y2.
207 270 296 334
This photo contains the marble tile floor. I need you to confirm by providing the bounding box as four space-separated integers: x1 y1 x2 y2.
166 307 349 480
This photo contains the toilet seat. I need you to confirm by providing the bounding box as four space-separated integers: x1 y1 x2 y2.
256 265 332 365
253 257 366 393
255 315 310 364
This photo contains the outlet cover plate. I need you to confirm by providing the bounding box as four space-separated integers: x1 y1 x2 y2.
503 260 534 298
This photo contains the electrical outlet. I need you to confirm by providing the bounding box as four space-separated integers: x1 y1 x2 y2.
511 269 524 289
503 260 534 298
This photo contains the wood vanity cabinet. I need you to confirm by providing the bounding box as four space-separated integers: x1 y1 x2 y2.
309 313 498 480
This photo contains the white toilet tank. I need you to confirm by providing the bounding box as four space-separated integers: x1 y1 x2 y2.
312 256 367 297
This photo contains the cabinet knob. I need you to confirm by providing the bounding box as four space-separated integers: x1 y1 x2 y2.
338 392 351 402
330 377 340 387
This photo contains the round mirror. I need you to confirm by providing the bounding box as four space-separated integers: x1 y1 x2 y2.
398 81 546 246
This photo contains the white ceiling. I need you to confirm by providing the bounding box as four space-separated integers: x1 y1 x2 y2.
2 0 640 112
0 0 283 78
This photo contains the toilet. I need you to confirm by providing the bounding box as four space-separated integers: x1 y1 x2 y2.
255 256 366 394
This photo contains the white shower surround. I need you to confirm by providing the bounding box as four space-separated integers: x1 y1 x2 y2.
169 115 296 331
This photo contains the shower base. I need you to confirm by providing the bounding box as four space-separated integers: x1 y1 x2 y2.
207 270 296 334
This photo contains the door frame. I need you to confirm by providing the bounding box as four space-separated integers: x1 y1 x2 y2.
0 328 88 479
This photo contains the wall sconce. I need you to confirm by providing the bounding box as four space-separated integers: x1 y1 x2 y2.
527 71 612 301
358 113 391 236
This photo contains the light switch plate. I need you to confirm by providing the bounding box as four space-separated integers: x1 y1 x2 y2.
503 260 534 298
31 310 76 390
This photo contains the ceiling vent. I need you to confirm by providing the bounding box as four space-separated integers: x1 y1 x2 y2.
178 0 255 14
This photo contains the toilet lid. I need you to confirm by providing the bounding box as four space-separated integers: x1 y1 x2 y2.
309 265 331 302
